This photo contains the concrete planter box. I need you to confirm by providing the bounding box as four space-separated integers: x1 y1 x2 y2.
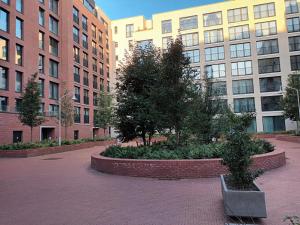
220 175 267 218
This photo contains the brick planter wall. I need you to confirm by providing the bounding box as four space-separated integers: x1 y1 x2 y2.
91 149 286 179
276 135 300 143
0 140 116 158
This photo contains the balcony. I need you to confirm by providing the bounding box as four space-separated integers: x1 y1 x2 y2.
83 77 89 86
83 59 88 68
74 114 80 123
84 115 89 124
74 73 80 83
73 15 79 24
84 96 89 105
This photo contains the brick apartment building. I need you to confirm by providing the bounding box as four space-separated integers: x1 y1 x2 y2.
0 0 113 144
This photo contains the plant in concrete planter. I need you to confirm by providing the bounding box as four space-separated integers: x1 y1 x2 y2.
220 112 267 218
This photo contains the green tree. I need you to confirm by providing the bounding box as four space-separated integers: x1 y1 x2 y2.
60 89 74 139
94 91 113 136
19 73 44 142
115 43 161 145
282 74 300 134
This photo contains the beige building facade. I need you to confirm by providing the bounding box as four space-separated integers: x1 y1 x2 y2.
111 0 300 133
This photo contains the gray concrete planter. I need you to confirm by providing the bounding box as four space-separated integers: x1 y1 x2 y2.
220 175 267 218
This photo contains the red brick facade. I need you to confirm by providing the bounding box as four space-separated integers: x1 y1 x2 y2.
91 148 286 179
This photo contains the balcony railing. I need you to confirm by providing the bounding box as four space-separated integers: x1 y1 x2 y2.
83 77 89 86
74 73 80 83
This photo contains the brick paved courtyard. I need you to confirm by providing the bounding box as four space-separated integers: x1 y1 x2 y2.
0 139 299 225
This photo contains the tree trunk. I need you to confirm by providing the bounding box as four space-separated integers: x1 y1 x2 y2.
142 132 147 146
30 126 33 142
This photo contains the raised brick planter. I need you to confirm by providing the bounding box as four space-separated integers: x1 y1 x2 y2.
91 148 286 179
276 135 300 143
0 140 116 158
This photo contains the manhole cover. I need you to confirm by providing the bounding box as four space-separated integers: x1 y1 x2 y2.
42 157 62 160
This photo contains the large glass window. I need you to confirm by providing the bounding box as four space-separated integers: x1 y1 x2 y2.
258 57 280 74
38 79 44 97
162 36 172 50
83 89 89 105
15 71 22 92
289 36 300 51
256 21 277 37
256 39 279 55
126 24 134 38
230 43 251 58
82 15 88 31
49 0 58 15
73 27 79 43
234 98 255 113
228 7 248 23
83 52 88 67
162 20 172 34
84 108 89 123
39 31 44 50
181 33 199 47
290 55 300 71
73 46 80 63
49 16 58 35
180 16 198 30
286 0 299 14
15 44 23 66
49 37 58 56
263 116 286 133
183 49 200 63
231 61 252 76
287 17 300 32
205 46 224 62
0 96 8 112
0 37 8 61
0 8 9 32
254 3 275 19
16 18 23 39
205 64 226 79
209 81 227 96
38 54 44 73
74 107 80 123
204 29 223 44
0 66 8 90
232 79 254 95
49 82 59 100
16 0 23 13
260 77 282 92
49 104 58 117
73 7 79 24
229 25 250 41
74 66 80 83
261 96 283 111
49 60 58 78
39 8 45 26
74 86 80 103
203 12 222 27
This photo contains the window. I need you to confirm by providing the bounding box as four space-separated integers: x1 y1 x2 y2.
191 67 201 79
38 54 44 74
13 131 23 143
84 108 89 123
247 118 257 133
74 66 80 83
0 96 8 112
263 116 286 133
254 3 276 19
93 76 98 89
73 46 80 63
209 81 227 96
180 16 198 30
0 66 8 90
83 0 94 12
16 0 23 13
84 89 89 105
83 71 89 86
0 37 8 61
289 36 300 51
100 62 104 75
126 24 134 38
91 24 96 39
100 78 104 91
39 0 44 4
229 25 250 41
181 33 199 47
162 36 172 50
234 98 255 113
92 58 97 72
228 7 248 23
15 18 23 39
99 31 103 42
73 7 79 24
49 60 58 78
92 41 97 55
39 31 44 50
49 104 58 116
83 52 88 67
205 46 224 61
74 107 80 123
82 33 88 49
255 21 277 37
183 49 200 63
204 29 223 44
49 82 58 100
260 77 281 92
1 0 9 4
114 26 118 34
261 96 283 111
290 55 300 70
205 64 226 79
230 43 251 58
137 40 153 49
49 0 58 15
162 20 172 34
107 81 110 92
231 61 252 76
39 103 44 115
258 57 281 74
74 86 80 103
49 37 58 56
256 39 279 55
73 27 79 43
232 79 254 95
287 17 300 32
39 8 45 26
15 71 22 92
203 12 222 27
82 15 88 31
49 16 58 35
286 0 299 14
0 8 9 32
15 44 23 66
38 79 44 97
14 99 21 112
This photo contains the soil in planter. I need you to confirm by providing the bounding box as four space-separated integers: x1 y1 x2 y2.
224 175 260 192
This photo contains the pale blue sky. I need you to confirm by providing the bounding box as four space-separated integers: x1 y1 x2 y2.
96 0 222 20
